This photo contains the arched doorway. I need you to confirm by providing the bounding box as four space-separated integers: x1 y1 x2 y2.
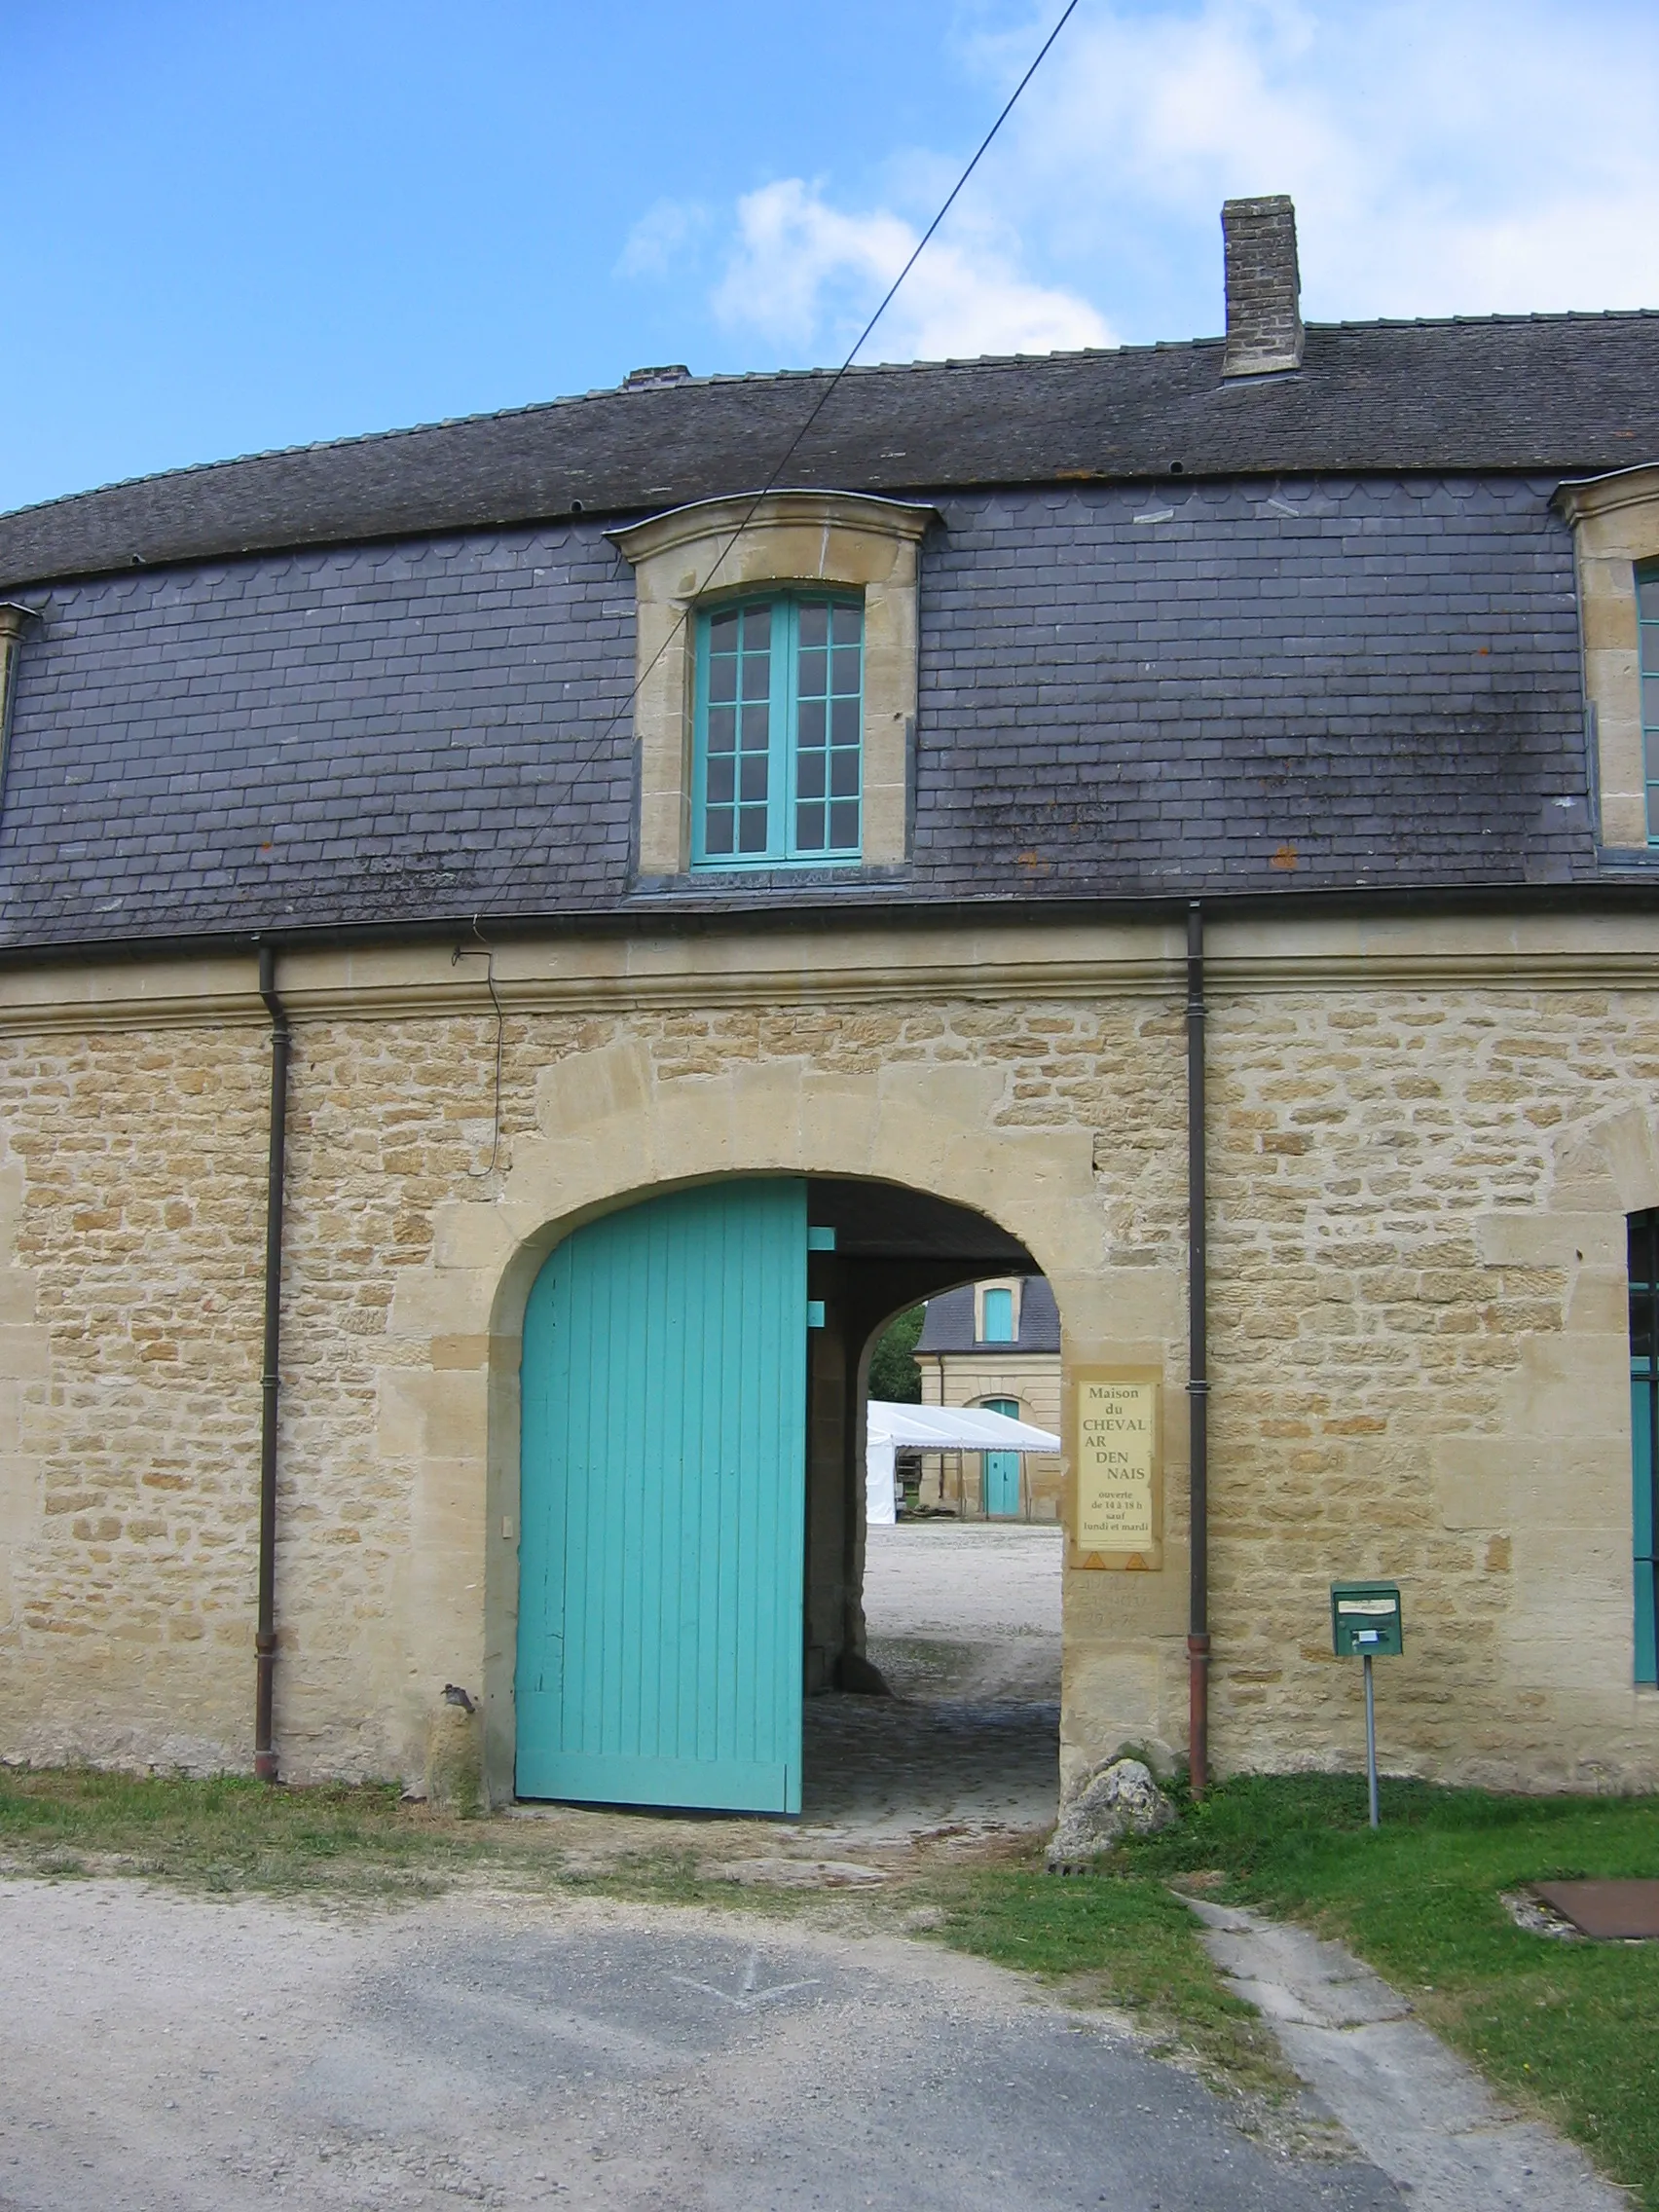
512 1172 1045 1816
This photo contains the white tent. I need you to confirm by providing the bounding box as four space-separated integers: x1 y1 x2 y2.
865 1399 1062 1525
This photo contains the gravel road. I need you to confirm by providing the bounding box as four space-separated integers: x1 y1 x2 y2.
0 1878 1401 2212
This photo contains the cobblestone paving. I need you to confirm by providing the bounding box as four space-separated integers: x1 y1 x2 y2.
801 1521 1061 1843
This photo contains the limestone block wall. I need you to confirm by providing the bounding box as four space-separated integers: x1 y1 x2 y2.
0 914 1657 1800
1205 979 1659 1791
0 1019 268 1771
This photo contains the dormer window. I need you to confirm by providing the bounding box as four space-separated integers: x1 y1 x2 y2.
608 490 934 880
693 595 864 867
976 1278 1022 1343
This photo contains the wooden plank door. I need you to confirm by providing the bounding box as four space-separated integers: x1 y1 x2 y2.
982 1398 1022 1518
515 1179 808 1812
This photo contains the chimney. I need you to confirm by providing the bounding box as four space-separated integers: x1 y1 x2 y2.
1220 196 1304 378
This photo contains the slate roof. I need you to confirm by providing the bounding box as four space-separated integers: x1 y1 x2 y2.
5 313 1659 589
0 473 1604 948
916 1278 1062 1357
0 312 1651 951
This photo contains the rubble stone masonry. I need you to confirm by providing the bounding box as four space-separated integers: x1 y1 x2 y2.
0 912 1655 1797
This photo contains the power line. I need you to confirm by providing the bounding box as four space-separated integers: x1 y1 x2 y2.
561 0 1085 804
457 1 1084 1174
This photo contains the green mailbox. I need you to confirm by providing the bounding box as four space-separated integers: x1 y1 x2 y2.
1330 1581 1403 1658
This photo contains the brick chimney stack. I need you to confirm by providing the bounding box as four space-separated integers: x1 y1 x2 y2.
1220 196 1304 378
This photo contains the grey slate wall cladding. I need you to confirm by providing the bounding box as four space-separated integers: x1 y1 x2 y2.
910 476 1592 896
0 477 1595 947
0 523 638 942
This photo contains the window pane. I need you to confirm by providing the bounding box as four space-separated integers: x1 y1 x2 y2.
1641 576 1659 623
796 751 826 800
830 603 862 645
830 750 859 798
829 799 859 849
830 698 860 747
797 603 828 648
1635 1293 1655 1371
831 645 861 695
1634 1212 1656 1287
696 598 786 868
795 803 826 850
797 647 828 697
797 699 826 749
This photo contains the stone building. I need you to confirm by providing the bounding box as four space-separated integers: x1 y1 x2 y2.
2 194 1659 1806
914 1277 1062 1519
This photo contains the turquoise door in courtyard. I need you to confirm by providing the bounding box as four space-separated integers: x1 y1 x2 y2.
983 1398 1021 1518
515 1179 809 1812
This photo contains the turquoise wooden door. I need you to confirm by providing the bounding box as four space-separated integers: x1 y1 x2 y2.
516 1179 808 1813
983 1398 1021 1519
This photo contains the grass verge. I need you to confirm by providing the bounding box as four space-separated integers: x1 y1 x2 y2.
12 1763 1653 2197
1110 1772 1659 2207
921 1847 1299 2109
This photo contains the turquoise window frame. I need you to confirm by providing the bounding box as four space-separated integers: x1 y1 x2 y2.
691 592 865 870
1640 566 1659 846
982 1287 1014 1344
1628 1210 1659 1682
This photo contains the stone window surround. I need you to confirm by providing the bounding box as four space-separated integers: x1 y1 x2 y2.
608 490 936 880
1556 464 1659 850
0 604 38 796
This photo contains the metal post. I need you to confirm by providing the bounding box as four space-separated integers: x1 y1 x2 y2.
1363 1652 1379 1828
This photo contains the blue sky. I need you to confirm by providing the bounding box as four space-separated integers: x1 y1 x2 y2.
5 1 1658 514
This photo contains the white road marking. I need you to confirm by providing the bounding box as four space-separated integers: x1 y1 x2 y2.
669 1947 821 2011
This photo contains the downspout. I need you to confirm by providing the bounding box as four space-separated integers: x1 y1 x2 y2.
1186 901 1210 1797
255 944 290 1782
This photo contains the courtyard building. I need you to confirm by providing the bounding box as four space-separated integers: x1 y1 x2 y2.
914 1276 1062 1520
1 197 1658 1806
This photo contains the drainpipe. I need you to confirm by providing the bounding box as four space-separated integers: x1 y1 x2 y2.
1186 901 1211 1797
255 944 291 1782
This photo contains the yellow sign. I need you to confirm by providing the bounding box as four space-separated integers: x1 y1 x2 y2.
1071 1370 1161 1568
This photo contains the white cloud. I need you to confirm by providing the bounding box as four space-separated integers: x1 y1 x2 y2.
711 176 1113 363
975 0 1659 322
625 4 1659 366
616 198 709 279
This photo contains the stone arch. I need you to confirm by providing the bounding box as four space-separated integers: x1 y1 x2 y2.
443 1036 1121 1800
